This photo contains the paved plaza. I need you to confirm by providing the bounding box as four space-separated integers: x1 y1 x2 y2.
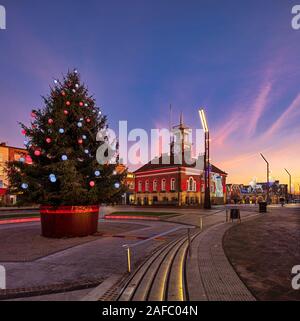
0 205 299 301
224 207 300 301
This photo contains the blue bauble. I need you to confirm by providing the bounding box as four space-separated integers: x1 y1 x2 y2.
21 183 28 189
49 174 57 183
95 170 100 177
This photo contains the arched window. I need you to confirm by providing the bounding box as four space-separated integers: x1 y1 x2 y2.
171 178 176 191
188 177 196 192
138 181 142 192
161 179 166 191
153 180 157 192
145 180 149 192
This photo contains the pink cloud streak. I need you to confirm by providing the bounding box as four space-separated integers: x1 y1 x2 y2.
264 93 300 138
247 82 272 136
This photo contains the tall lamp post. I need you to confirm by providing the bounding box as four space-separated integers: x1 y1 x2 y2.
260 153 270 204
284 168 292 201
199 109 211 209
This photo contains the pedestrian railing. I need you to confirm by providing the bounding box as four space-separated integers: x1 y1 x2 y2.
122 225 196 273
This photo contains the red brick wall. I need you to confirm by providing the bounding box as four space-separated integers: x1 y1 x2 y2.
135 169 225 194
135 171 180 193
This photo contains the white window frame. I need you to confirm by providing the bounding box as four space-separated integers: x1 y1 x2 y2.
188 177 196 192
171 178 176 191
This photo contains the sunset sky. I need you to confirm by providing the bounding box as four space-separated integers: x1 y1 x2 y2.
0 0 299 190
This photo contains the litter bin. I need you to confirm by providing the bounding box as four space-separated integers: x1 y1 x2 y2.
230 208 241 220
259 201 267 213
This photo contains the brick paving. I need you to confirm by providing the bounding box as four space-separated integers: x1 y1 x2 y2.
187 212 257 301
0 206 269 301
0 219 185 300
0 278 104 301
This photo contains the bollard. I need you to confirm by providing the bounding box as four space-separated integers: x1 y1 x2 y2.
127 247 131 273
123 245 131 273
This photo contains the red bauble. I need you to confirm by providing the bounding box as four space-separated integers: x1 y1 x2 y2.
89 181 95 187
66 101 71 106
31 112 36 118
61 91 66 96
48 119 54 125
86 118 91 123
34 150 41 157
78 139 83 144
26 155 32 164
64 110 69 115
79 102 84 107
21 130 26 135
46 138 51 144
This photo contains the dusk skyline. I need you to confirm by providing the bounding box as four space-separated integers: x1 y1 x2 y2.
0 0 299 188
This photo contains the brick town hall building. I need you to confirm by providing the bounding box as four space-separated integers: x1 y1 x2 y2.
134 116 227 207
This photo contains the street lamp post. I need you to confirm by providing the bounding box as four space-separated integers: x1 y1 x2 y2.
260 153 270 204
199 109 211 209
284 168 292 201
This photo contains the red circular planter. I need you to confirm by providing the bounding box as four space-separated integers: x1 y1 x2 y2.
40 205 99 238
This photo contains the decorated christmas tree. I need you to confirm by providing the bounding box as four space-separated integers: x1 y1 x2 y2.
7 70 126 237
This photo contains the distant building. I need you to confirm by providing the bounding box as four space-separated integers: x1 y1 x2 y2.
134 117 227 207
0 142 30 205
226 180 288 204
115 164 135 205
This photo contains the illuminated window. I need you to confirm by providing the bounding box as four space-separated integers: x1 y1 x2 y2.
153 180 157 192
145 180 149 192
128 182 134 189
161 179 166 191
188 177 196 192
14 153 23 161
171 178 176 191
138 181 142 192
